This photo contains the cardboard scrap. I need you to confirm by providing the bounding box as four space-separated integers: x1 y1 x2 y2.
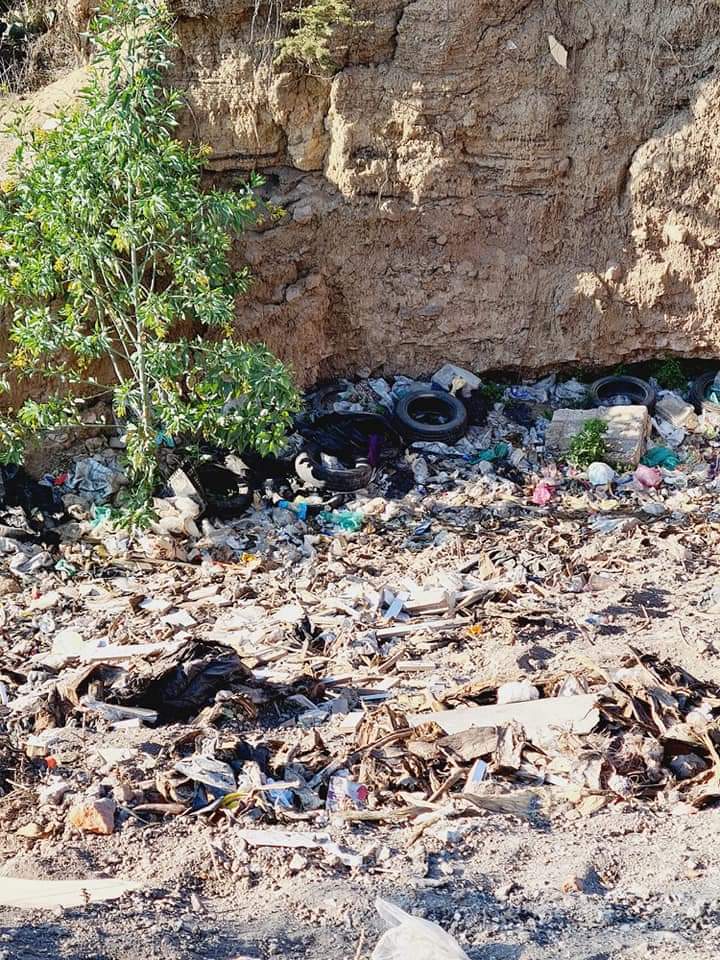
409 693 599 739
548 34 568 69
0 875 141 909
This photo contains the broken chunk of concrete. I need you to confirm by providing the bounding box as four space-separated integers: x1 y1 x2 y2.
656 394 698 431
68 798 116 835
545 405 650 466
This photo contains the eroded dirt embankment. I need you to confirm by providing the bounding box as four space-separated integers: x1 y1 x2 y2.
2 1 720 391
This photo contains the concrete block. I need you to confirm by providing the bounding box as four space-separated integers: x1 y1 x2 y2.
656 394 698 431
545 405 650 466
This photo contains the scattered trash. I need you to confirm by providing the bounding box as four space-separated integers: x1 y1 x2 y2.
589 375 655 411
641 446 680 469
326 774 369 812
431 363 481 398
587 462 616 486
0 361 718 941
634 464 662 488
318 509 364 533
531 480 555 505
70 458 127 504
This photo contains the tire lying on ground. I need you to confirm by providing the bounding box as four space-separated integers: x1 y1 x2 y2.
393 388 468 444
690 372 718 414
193 462 252 519
294 448 373 491
588 375 656 411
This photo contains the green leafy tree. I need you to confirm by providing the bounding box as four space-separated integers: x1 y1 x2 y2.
0 0 298 499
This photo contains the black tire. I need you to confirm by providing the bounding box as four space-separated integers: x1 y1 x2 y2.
298 412 404 458
393 388 468 443
690 372 718 413
193 462 252 519
241 448 297 480
294 449 373 491
589 376 656 412
204 490 252 520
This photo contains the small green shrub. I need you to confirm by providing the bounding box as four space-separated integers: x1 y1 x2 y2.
275 0 356 72
567 419 609 468
479 382 505 404
650 358 687 392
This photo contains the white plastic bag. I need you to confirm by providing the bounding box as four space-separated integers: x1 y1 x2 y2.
371 898 470 960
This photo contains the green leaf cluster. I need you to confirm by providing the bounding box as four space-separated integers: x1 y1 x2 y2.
0 0 299 502
275 0 356 71
566 419 609 468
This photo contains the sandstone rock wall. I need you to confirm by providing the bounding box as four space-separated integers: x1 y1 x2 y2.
6 0 720 386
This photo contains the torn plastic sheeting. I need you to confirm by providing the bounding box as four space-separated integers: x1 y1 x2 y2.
467 442 510 464
531 480 555 505
71 458 126 504
124 642 253 722
174 756 236 796
236 829 362 869
634 464 662 489
318 509 364 533
371 897 470 960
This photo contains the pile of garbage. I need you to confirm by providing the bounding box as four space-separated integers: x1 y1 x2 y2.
2 360 720 936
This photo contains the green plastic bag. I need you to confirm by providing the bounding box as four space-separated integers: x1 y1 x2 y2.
641 447 680 470
318 509 364 533
470 442 510 464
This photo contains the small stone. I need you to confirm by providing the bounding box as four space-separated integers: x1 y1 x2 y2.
68 798 116 835
292 202 313 224
562 875 583 893
112 783 136 804
17 822 48 839
379 200 402 221
663 221 690 244
285 284 302 302
289 853 308 873
0 577 19 597
38 778 71 805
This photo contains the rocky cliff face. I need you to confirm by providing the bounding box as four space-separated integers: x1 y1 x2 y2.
6 1 720 385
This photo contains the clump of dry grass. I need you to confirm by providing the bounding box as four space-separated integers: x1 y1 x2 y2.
0 2 82 95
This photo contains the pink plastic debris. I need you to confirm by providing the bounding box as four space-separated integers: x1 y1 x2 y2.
532 480 555 505
634 464 662 488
